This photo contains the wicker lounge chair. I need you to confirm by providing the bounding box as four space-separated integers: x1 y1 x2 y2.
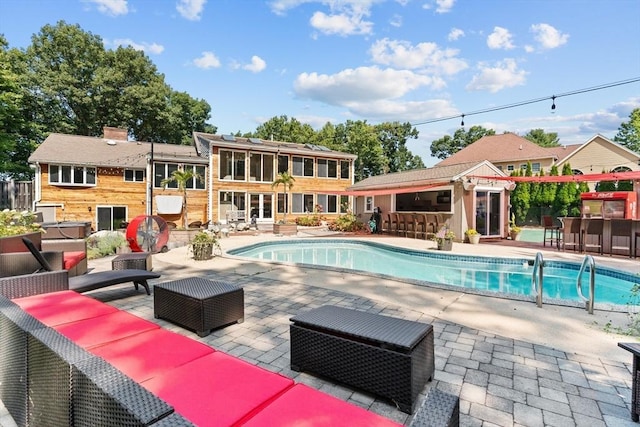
20 237 160 295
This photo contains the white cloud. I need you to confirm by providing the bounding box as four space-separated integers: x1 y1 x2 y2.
243 56 267 73
294 66 439 105
177 0 207 21
487 26 515 50
193 51 221 69
390 14 403 27
530 23 569 49
347 99 459 122
448 28 464 41
369 38 467 76
112 39 164 54
435 0 455 13
466 58 527 93
524 45 534 53
310 10 373 36
86 0 129 16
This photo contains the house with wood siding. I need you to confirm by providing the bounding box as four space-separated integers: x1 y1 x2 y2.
27 127 357 231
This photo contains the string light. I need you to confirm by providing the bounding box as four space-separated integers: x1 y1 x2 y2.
551 95 556 113
460 114 465 127
410 77 640 127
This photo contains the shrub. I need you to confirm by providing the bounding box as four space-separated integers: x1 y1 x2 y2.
86 231 127 259
296 215 322 226
327 212 364 232
0 209 43 237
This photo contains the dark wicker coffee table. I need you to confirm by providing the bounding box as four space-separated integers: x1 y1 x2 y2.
112 252 152 271
290 305 434 413
154 278 244 337
619 342 640 421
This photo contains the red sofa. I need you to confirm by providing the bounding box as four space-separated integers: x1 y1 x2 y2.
11 290 406 426
0 235 87 277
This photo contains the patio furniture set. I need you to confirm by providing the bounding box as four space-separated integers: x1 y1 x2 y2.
557 217 640 257
0 240 460 425
383 213 440 239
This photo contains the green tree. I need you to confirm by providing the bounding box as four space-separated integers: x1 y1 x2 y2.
554 163 580 217
250 115 316 143
374 122 424 173
523 129 560 147
334 120 385 182
161 169 202 229
614 108 640 153
430 126 496 160
271 171 295 223
541 165 559 217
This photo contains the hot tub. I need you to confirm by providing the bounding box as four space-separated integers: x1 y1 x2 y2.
41 222 92 239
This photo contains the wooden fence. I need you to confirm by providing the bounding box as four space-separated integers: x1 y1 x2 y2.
0 180 34 211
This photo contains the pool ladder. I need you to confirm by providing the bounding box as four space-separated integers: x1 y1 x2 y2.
531 252 544 308
577 255 596 314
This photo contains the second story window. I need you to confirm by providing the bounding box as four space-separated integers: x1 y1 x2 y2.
278 154 289 174
154 163 205 189
317 159 337 178
292 156 314 177
49 165 96 186
220 150 246 181
124 169 144 182
340 160 350 179
249 153 274 182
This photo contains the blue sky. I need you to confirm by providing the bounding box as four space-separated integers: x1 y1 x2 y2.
1 0 639 166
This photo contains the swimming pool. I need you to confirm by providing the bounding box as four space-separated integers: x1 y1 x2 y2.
229 239 640 310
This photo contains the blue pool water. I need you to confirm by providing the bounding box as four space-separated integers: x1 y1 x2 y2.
229 239 640 309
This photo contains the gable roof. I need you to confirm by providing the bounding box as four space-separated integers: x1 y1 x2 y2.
555 134 640 166
348 161 506 191
28 133 206 168
436 133 556 166
544 144 581 164
193 132 357 160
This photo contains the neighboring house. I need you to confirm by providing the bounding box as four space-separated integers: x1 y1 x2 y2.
28 127 357 231
192 132 357 224
436 134 556 174
29 127 209 230
553 134 640 177
346 161 514 240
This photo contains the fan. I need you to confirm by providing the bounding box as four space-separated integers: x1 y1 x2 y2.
126 215 169 253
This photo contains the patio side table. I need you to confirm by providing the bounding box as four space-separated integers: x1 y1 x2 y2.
619 342 640 421
290 305 434 414
112 252 153 271
154 278 244 337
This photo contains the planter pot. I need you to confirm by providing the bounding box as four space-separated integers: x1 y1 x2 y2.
510 231 521 241
437 239 453 251
191 243 214 261
0 232 41 253
273 223 297 236
467 234 480 245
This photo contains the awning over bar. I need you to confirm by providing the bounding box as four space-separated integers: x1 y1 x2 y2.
470 170 640 183
335 182 450 196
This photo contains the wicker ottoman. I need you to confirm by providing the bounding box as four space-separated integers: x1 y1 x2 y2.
290 305 434 414
112 252 153 271
154 278 244 337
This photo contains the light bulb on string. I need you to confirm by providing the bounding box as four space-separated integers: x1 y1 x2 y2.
551 96 556 113
460 114 465 127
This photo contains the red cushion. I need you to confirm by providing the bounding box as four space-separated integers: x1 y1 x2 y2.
142 352 294 427
63 251 86 270
241 384 402 427
13 290 118 326
54 311 160 349
90 328 214 383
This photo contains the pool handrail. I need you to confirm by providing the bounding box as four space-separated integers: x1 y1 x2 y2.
531 252 544 308
577 255 596 314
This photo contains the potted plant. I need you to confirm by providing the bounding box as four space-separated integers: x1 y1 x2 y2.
0 209 44 252
433 226 455 251
465 228 480 244
189 230 220 261
509 213 522 241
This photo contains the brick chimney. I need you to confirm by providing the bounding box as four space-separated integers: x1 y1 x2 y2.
103 127 128 141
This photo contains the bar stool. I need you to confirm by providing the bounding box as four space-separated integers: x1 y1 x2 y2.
582 218 604 255
609 218 633 257
543 215 561 249
561 217 582 252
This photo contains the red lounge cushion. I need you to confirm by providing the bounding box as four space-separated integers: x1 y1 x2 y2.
241 384 402 427
13 290 118 326
142 352 294 427
63 251 86 270
54 311 160 349
90 328 214 383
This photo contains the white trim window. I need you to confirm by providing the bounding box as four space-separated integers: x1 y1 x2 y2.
249 153 274 182
124 169 144 182
154 163 205 189
49 165 96 186
531 163 541 173
220 150 246 181
292 156 314 177
316 194 338 213
317 159 337 178
364 196 374 212
340 160 350 179
506 165 514 171
292 193 314 213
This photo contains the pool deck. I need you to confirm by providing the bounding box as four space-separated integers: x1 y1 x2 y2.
2 231 639 426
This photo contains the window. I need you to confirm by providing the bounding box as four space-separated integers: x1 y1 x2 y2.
49 165 96 186
292 193 314 213
316 194 338 213
365 196 373 212
278 155 289 174
520 164 527 170
219 191 246 222
317 159 338 178
154 163 205 189
292 156 314 177
506 165 514 171
531 163 541 173
341 160 350 179
96 206 127 231
340 195 349 213
124 169 144 182
219 150 246 181
277 193 288 214
249 153 274 182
